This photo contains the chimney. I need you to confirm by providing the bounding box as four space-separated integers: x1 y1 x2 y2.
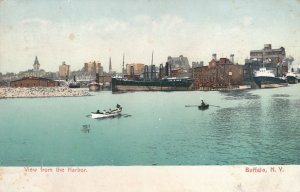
212 53 217 61
264 44 271 50
230 54 234 64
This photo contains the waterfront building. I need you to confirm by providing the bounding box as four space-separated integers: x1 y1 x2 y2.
192 54 244 89
244 44 290 84
98 73 112 89
0 80 9 87
250 44 285 64
59 61 70 79
126 63 145 76
167 55 190 71
15 56 47 79
10 76 58 87
0 72 18 82
192 61 204 68
84 61 103 75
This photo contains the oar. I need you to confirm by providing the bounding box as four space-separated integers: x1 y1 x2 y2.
185 104 221 108
185 105 199 107
209 105 220 107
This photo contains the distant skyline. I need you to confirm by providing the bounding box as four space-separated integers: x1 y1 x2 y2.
0 0 300 73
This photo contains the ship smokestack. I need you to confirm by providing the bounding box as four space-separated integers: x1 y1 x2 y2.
212 53 217 61
230 54 234 64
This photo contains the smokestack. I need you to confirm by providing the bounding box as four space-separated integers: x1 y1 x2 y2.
212 53 217 61
230 54 234 64
264 44 272 50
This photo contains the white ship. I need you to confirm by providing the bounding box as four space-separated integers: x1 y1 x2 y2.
253 67 287 88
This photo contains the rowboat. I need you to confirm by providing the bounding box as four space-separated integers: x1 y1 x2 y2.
198 104 209 110
91 105 122 119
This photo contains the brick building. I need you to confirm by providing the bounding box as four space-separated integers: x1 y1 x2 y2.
250 44 285 64
192 56 244 89
10 77 58 87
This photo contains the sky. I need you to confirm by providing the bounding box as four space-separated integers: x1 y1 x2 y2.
0 0 300 73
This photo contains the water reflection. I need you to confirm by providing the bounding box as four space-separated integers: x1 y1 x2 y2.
220 90 261 100
272 94 290 98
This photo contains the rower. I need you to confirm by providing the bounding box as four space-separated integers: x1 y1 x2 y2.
201 100 206 106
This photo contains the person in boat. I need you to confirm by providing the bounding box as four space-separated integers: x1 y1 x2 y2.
96 110 100 114
201 100 206 107
116 104 121 108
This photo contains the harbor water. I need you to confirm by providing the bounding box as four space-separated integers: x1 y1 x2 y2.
0 85 300 166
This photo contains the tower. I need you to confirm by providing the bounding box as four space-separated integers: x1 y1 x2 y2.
109 56 112 73
33 56 40 71
33 56 40 77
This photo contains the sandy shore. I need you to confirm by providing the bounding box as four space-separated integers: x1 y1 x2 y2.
0 87 91 98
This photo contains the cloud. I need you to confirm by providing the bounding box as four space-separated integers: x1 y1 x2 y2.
1 13 300 73
242 16 253 27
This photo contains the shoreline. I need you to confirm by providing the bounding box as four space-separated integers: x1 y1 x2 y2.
0 87 91 99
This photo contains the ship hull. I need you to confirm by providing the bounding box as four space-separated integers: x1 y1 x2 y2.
286 76 298 84
112 78 193 92
253 76 287 88
69 82 80 88
88 83 101 91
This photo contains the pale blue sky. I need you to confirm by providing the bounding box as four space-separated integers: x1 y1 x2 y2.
0 0 300 73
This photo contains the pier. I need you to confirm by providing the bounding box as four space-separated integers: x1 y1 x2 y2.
0 87 90 99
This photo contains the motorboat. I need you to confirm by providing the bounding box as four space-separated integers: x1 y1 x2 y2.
91 105 122 119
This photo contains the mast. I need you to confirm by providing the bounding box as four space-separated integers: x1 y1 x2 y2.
151 50 153 66
122 53 125 76
109 56 112 73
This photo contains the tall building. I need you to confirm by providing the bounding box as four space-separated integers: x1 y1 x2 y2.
250 44 285 64
167 55 190 71
59 61 70 79
84 61 103 75
33 56 41 77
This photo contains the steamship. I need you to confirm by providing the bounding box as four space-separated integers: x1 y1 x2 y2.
112 53 193 92
112 76 193 92
253 67 287 88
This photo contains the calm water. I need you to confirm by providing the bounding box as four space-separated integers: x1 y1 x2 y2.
0 85 300 166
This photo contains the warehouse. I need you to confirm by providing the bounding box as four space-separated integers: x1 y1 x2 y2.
10 76 58 87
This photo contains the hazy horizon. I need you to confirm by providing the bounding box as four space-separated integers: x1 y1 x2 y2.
1 0 300 73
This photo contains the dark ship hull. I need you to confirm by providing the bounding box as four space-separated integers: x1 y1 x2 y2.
286 76 298 84
253 76 287 88
112 78 193 92
69 82 80 88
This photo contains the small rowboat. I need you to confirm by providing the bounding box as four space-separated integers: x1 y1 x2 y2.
198 104 209 110
91 105 122 119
